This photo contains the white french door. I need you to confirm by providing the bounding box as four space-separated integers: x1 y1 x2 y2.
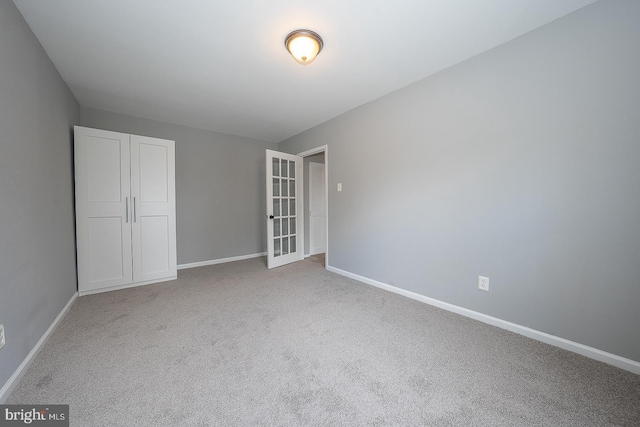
266 150 303 269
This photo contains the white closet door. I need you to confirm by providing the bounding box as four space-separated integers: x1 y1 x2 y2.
75 126 132 292
130 135 177 282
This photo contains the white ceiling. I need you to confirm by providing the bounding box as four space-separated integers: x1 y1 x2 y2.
14 0 596 142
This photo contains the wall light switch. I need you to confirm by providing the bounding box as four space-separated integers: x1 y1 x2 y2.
0 324 5 350
337 183 342 192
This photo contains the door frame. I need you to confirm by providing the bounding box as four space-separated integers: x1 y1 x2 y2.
308 162 326 256
297 145 329 268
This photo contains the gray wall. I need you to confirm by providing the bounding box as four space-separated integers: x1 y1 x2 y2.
80 107 278 265
280 0 640 363
303 153 326 255
0 1 79 392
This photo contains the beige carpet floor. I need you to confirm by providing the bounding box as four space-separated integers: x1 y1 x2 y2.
8 257 640 426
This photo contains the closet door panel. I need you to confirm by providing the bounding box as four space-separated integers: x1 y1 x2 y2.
131 135 176 283
86 137 123 202
139 143 168 203
140 216 170 274
87 217 126 282
75 127 133 292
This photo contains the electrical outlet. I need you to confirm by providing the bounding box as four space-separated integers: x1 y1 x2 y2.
0 324 5 350
478 276 490 292
337 183 342 192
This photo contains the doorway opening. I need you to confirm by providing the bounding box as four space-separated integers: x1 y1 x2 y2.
298 145 328 268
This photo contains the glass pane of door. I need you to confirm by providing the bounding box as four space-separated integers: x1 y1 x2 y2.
274 219 280 237
274 238 281 257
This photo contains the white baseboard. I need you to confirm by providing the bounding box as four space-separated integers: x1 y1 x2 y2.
0 292 78 403
178 252 266 270
326 265 640 375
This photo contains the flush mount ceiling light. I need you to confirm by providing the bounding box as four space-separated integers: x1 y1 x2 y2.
284 29 324 66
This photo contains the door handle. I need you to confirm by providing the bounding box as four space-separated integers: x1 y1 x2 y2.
269 215 274 219
133 197 137 222
125 197 129 223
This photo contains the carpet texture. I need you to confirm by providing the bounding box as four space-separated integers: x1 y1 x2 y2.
8 257 640 426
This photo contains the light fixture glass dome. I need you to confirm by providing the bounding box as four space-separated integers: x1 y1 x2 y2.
285 29 323 65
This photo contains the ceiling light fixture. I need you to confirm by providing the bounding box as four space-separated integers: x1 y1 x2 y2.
284 29 324 66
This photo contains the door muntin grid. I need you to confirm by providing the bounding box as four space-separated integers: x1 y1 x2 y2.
272 157 297 257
